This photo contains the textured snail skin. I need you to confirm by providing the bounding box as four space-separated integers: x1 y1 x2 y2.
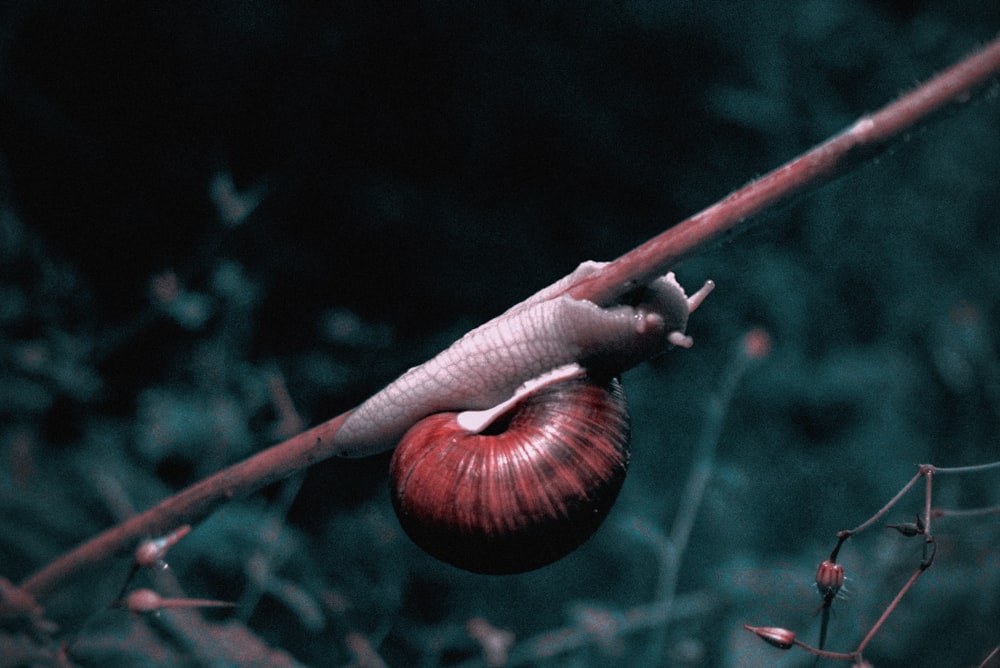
390 375 630 574
334 262 697 457
334 262 709 572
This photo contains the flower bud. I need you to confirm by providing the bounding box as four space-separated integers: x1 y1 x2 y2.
743 624 796 650
741 328 772 360
886 514 925 537
815 559 845 600
125 589 164 613
134 525 192 567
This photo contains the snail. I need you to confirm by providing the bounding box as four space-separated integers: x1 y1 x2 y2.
333 262 712 573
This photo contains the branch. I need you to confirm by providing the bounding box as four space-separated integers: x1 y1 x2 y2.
564 34 1000 306
20 34 1000 601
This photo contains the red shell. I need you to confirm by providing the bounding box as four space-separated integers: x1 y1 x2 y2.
389 376 630 574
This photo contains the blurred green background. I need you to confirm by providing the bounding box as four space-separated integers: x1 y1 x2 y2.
1 2 998 666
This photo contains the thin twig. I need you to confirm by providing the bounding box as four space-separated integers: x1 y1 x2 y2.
841 469 924 537
854 560 932 656
932 460 1000 475
746 450 999 662
977 645 1000 668
932 504 1000 519
20 35 1000 602
658 332 768 624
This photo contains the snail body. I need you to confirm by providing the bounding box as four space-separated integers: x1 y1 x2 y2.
334 262 712 573
335 263 708 457
390 374 629 574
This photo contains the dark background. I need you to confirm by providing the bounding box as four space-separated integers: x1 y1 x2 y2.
1 2 998 666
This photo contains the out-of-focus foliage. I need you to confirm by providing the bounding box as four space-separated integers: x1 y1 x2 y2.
1 1 998 666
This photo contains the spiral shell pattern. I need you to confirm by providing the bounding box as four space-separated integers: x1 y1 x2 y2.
389 375 630 574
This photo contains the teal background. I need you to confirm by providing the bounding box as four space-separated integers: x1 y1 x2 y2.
1 2 998 666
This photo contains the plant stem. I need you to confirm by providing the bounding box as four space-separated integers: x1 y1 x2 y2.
564 34 1000 306
21 414 349 599
19 35 1000 602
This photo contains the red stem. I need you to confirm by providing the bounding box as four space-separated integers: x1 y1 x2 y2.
855 563 929 656
19 35 1000 602
565 35 1000 306
20 413 348 598
842 469 924 536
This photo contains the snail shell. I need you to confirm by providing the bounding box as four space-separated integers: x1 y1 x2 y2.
390 374 629 574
